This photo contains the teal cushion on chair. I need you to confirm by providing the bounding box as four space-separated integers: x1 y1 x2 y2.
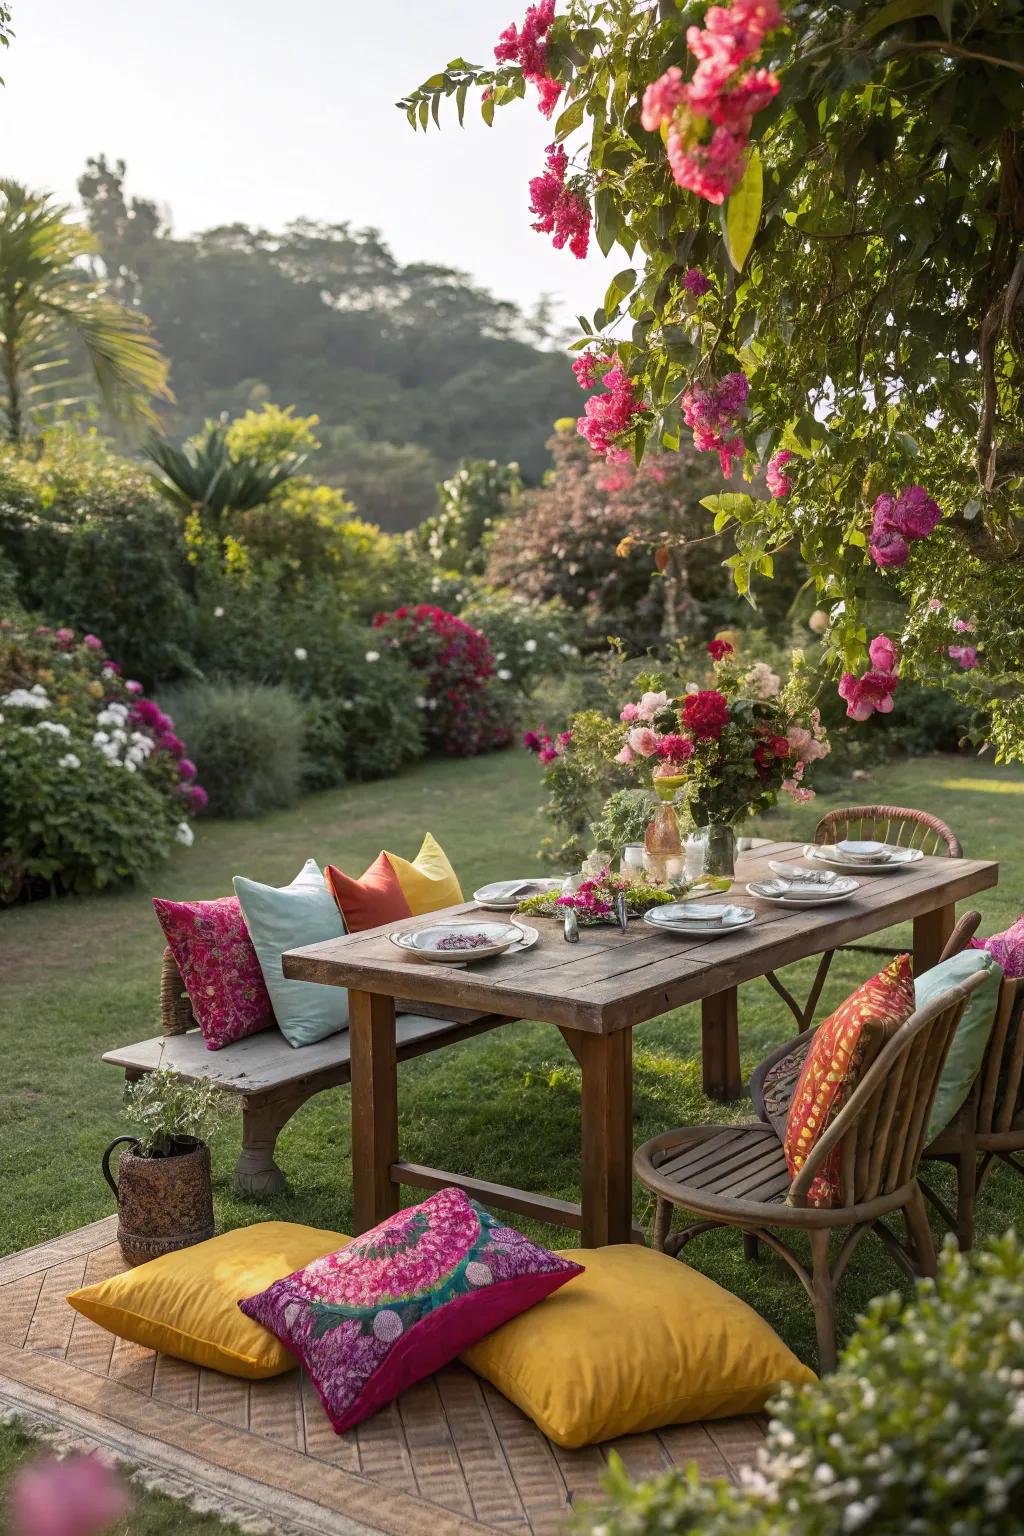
233 860 348 1047
919 949 1003 1142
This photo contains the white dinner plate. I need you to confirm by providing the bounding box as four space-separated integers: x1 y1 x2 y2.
473 877 564 910
643 905 756 938
388 922 538 965
803 843 923 873
746 877 859 907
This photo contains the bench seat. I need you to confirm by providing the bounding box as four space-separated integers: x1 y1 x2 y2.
103 1007 505 1195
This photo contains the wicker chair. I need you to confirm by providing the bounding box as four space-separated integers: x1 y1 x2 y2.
635 971 985 1371
920 972 1024 1251
764 805 964 1030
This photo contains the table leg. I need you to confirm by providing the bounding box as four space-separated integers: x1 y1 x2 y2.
914 903 955 975
349 989 399 1233
702 988 742 1101
570 1029 634 1247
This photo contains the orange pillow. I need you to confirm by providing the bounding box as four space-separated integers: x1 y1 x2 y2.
325 854 412 933
783 953 916 1208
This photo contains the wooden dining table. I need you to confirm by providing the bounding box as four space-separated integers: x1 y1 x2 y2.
283 838 998 1248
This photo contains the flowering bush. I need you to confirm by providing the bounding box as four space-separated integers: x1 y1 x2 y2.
371 603 511 756
417 459 523 575
577 1231 1024 1536
0 618 203 902
460 590 578 698
613 641 829 824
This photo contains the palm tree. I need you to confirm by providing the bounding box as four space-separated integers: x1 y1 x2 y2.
0 180 171 444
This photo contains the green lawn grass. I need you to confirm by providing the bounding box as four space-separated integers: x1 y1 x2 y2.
2 747 1022 1371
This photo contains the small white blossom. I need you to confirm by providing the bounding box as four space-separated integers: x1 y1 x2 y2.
293 646 308 661
365 650 380 663
559 642 578 656
175 821 195 847
495 651 506 661
123 758 137 772
3 688 48 710
497 669 512 681
414 696 428 709
92 731 110 746
58 753 81 769
213 605 225 618
37 721 71 741
523 638 537 653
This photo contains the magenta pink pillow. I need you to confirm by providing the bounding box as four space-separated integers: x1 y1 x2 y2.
972 916 1024 979
238 1187 582 1434
153 895 274 1051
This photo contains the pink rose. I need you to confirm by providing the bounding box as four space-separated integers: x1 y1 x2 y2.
954 618 975 633
614 744 636 765
637 690 669 721
786 726 812 758
948 645 978 670
869 528 909 568
868 633 898 674
619 702 640 723
82 634 103 651
627 726 659 757
838 669 899 722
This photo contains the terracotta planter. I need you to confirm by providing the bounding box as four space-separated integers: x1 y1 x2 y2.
102 1135 214 1267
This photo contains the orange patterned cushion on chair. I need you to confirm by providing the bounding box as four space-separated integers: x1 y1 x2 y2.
783 954 916 1207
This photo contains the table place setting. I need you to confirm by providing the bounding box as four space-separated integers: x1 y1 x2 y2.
387 918 539 966
472 877 566 910
642 900 757 938
802 838 925 873
747 865 861 907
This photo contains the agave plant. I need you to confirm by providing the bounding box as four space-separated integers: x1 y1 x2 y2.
144 422 306 522
0 181 171 443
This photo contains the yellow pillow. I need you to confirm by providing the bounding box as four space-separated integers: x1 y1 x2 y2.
385 832 463 915
460 1244 815 1448
66 1221 349 1380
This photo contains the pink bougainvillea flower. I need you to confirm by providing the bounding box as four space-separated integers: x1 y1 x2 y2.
627 726 660 757
683 266 712 297
528 143 591 258
571 350 611 391
8 1454 130 1536
765 449 793 499
682 372 749 473
576 361 645 459
948 645 978 670
667 121 749 205
868 633 898 674
534 74 561 117
495 1 561 114
838 668 899 721
641 65 687 132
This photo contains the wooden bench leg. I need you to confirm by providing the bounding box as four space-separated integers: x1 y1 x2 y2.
349 989 400 1234
702 988 742 1101
236 1093 295 1196
914 903 955 976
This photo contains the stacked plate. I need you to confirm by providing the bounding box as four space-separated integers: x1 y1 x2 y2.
748 865 860 906
472 877 564 911
388 919 538 964
642 900 756 938
803 839 924 874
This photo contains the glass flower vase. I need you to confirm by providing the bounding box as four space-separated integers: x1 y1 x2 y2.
643 802 682 885
700 822 736 882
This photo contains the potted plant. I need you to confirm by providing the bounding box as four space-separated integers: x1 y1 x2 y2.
102 1069 230 1266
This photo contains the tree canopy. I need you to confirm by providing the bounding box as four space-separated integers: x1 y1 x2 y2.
76 157 579 528
404 0 1024 757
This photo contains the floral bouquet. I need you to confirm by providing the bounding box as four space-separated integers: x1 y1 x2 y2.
615 641 830 828
516 865 678 925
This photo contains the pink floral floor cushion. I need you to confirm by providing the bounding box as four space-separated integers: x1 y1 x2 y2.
238 1187 582 1434
972 916 1024 978
153 895 274 1051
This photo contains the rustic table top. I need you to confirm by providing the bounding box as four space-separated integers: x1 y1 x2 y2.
283 839 998 1035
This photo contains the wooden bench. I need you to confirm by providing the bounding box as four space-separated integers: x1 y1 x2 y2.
102 948 507 1195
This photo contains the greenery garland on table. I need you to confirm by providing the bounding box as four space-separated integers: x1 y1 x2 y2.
517 868 680 924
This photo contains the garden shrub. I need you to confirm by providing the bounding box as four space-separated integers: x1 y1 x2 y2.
371 603 511 756
159 682 305 819
457 590 580 699
418 458 522 574
578 1232 1024 1536
0 620 202 902
0 433 195 687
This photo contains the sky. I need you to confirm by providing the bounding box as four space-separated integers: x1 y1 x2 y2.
1 0 612 328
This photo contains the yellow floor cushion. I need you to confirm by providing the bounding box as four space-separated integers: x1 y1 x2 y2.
66 1221 350 1379
460 1244 816 1448
385 832 463 915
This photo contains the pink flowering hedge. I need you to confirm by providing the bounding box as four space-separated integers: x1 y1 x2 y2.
0 618 203 903
371 604 513 756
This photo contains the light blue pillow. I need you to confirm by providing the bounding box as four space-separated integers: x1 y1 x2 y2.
917 949 1003 1142
233 859 348 1048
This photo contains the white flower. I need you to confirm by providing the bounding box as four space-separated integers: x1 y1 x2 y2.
123 758 137 772
365 650 380 663
31 683 47 696
58 753 81 770
559 642 578 656
213 606 225 618
37 721 71 740
523 638 537 653
341 699 354 711
3 688 48 710
92 730 110 746
495 650 506 661
175 821 195 847
96 704 128 728
111 728 128 744
414 695 428 709
497 669 512 681
293 647 308 661
101 665 117 679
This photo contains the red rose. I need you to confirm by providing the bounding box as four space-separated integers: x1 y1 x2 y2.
681 689 730 740
707 639 734 661
771 735 791 758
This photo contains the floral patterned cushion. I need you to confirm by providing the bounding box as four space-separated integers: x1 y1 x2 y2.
971 916 1024 979
238 1187 582 1434
756 1039 812 1142
783 954 916 1208
153 895 274 1051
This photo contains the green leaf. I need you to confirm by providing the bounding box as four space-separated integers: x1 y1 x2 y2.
700 492 757 524
481 92 495 126
862 0 952 38
554 98 585 139
722 150 763 272
604 267 637 313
